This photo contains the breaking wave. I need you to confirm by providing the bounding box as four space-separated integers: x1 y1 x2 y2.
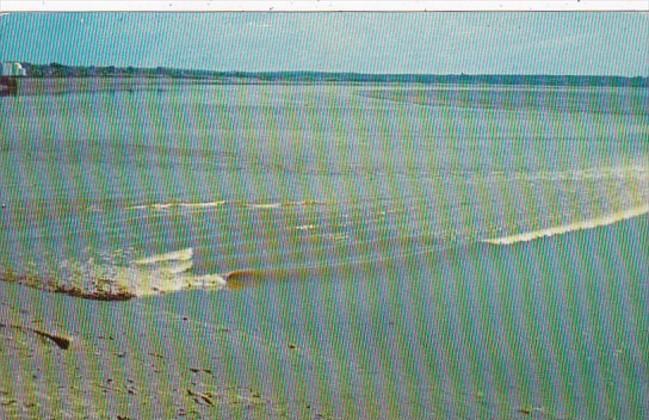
126 200 325 212
134 247 194 265
0 247 264 301
509 164 649 183
127 201 226 211
482 205 649 245
246 200 325 209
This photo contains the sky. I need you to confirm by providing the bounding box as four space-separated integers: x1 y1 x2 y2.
0 13 647 76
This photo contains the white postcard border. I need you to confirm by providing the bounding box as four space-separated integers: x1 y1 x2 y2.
0 1 647 12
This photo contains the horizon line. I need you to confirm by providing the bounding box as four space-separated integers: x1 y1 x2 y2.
6 62 649 79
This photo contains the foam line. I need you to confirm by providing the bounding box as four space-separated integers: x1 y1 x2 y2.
482 205 649 245
134 248 193 265
127 201 226 211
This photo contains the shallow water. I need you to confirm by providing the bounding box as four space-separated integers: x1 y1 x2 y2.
0 82 647 296
0 81 647 417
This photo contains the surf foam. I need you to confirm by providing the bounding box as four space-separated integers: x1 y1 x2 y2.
127 199 324 212
119 247 232 296
248 203 283 209
127 201 226 211
134 248 193 265
482 205 649 245
0 247 239 300
247 200 324 210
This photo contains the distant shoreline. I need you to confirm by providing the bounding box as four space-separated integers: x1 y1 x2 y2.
3 72 648 98
7 62 649 87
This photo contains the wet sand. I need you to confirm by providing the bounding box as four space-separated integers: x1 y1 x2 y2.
0 283 292 419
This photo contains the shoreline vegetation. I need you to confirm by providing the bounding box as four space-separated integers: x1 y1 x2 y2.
3 62 649 86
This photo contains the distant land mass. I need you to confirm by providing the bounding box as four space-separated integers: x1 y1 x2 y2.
15 62 649 87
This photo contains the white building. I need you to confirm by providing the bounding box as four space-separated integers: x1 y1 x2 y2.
1 62 27 77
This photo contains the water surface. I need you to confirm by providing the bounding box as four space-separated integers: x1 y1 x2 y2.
0 81 647 417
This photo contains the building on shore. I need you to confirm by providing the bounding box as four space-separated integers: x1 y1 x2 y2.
1 62 27 77
0 62 25 95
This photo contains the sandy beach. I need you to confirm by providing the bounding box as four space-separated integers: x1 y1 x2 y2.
0 281 296 419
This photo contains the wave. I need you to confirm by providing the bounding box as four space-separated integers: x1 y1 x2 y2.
482 205 649 245
0 247 257 301
509 164 649 183
109 247 232 297
245 200 326 210
247 203 283 209
134 247 193 265
126 199 324 212
127 201 226 211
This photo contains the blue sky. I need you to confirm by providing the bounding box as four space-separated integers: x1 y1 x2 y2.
0 13 647 75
